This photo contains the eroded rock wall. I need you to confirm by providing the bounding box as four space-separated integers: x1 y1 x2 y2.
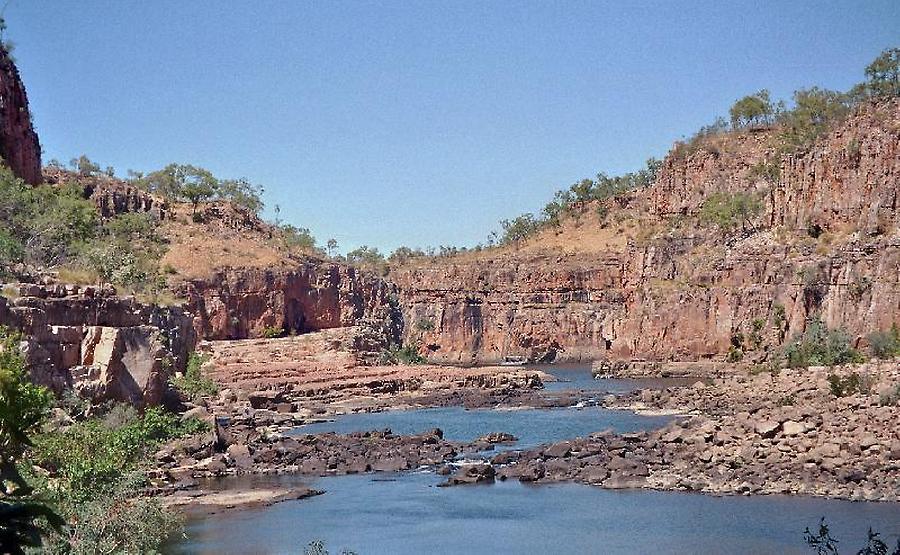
0 284 195 406
177 263 401 343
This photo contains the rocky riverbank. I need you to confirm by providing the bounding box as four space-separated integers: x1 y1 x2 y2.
488 362 900 501
153 358 899 507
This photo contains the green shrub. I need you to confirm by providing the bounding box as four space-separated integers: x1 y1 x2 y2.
0 327 63 553
170 352 218 402
131 163 264 215
827 372 861 397
698 191 763 233
868 325 900 360
726 346 744 363
262 326 285 339
748 159 781 184
864 47 899 98
380 343 426 365
40 471 180 555
776 87 851 152
32 406 206 502
783 317 865 368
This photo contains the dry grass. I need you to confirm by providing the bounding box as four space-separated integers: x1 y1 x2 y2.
1 284 19 300
56 265 99 285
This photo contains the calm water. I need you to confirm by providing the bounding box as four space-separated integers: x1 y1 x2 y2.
173 366 900 554
292 406 675 450
175 472 900 555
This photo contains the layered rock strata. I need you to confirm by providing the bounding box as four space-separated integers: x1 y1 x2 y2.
393 101 900 364
0 283 195 406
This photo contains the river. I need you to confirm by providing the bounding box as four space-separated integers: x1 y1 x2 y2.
171 366 900 554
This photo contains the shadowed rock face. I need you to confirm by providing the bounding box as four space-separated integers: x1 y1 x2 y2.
176 264 401 342
0 44 41 184
392 101 900 364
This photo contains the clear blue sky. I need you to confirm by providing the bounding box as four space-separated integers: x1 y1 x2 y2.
6 1 898 254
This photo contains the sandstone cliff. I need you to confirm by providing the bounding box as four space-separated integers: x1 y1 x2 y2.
393 101 900 364
1 283 195 406
0 44 41 184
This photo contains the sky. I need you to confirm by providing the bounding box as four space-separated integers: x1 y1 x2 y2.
5 1 899 254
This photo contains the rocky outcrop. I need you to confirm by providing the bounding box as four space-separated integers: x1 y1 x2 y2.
0 44 41 184
177 264 400 343
393 102 900 364
43 168 170 220
0 283 195 406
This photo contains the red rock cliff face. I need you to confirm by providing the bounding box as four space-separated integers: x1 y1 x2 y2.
393 102 900 364
0 284 196 406
177 263 400 341
0 45 41 184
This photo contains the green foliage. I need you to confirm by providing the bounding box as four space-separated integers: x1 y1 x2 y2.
279 224 318 253
380 343 426 365
748 159 781 184
169 352 217 402
729 89 775 129
68 155 101 177
726 346 744 363
132 163 264 214
499 213 541 245
783 317 865 369
0 170 99 271
698 191 763 233
864 47 900 98
41 471 179 555
493 158 661 246
0 327 62 554
827 372 861 397
75 212 169 294
868 325 900 360
388 246 426 265
346 245 386 269
804 518 900 555
776 87 851 152
671 118 730 160
32 406 206 502
0 169 101 275
262 326 284 339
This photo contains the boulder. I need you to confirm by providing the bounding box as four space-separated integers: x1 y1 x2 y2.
754 420 781 439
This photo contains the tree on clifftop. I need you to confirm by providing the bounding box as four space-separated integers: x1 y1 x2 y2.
865 47 900 97
729 90 776 129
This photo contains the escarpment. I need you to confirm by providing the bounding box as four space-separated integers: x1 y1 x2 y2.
175 263 400 342
393 101 900 364
0 44 41 184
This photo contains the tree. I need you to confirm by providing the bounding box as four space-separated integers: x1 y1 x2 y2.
182 181 216 217
68 155 100 177
326 239 338 258
346 245 385 267
865 47 900 98
699 191 763 233
729 90 775 129
0 327 62 554
499 213 541 245
777 87 850 150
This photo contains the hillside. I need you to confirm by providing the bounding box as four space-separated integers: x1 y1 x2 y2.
391 99 900 364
